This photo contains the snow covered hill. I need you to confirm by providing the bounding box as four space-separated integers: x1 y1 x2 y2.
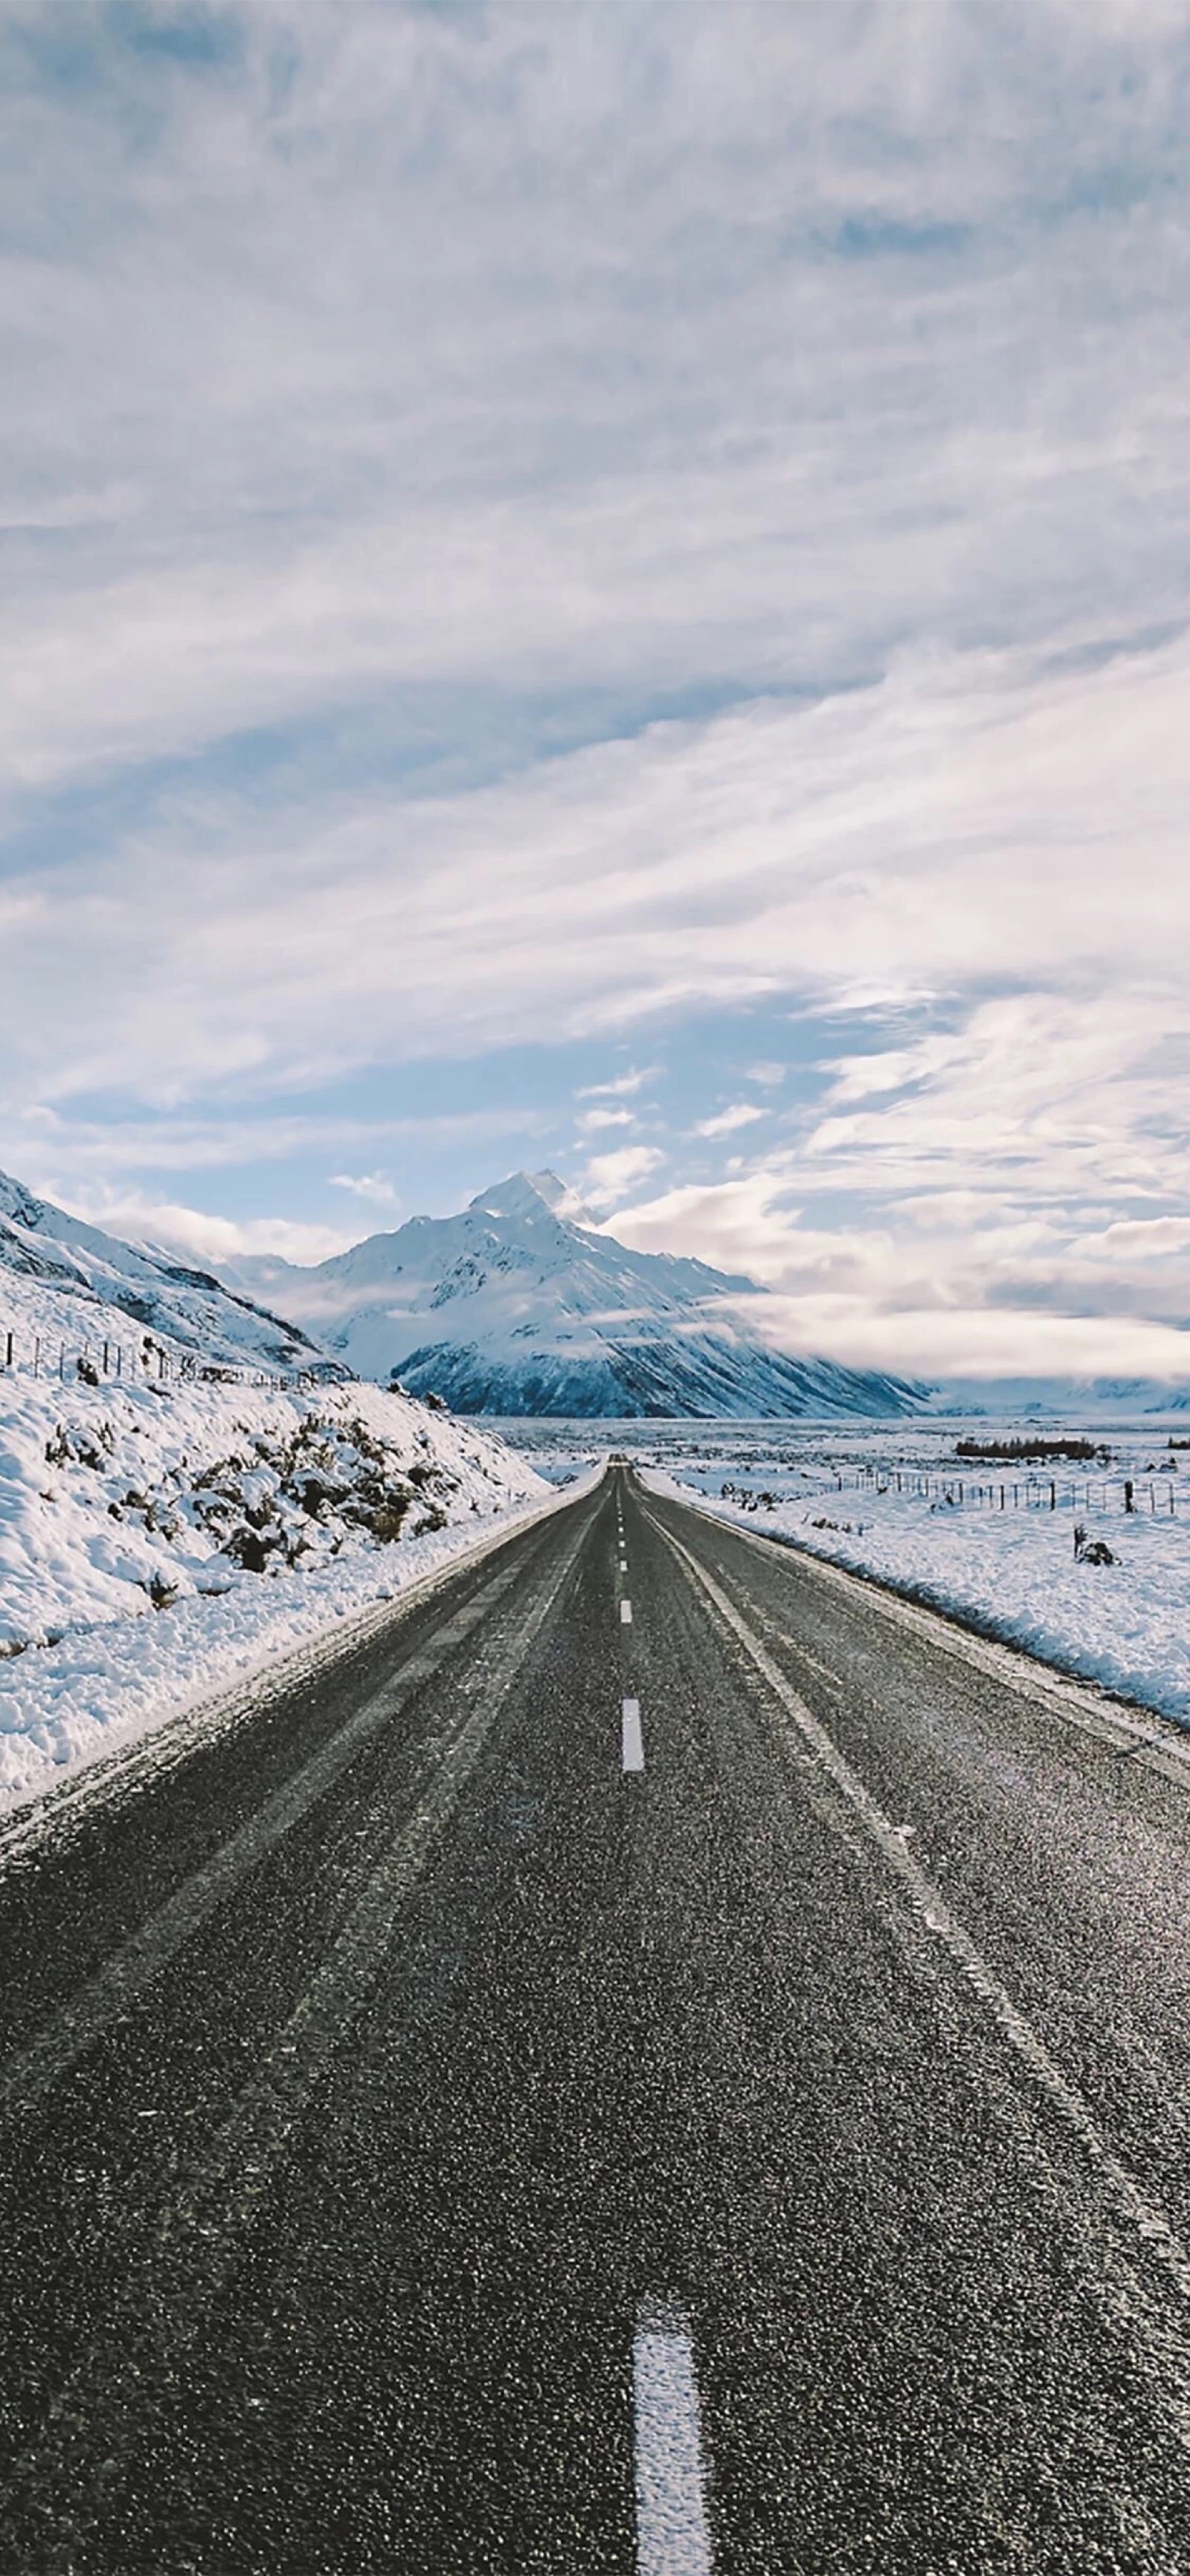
0 1162 563 1807
0 1364 552 1810
225 1169 927 1420
0 1371 544 1660
0 1168 327 1376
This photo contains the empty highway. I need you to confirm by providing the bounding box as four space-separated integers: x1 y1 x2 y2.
1 1464 1189 2572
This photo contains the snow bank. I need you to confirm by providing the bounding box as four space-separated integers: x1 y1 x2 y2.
0 1369 554 1812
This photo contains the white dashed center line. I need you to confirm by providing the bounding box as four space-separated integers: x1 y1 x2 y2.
632 2305 713 2575
621 1599 633 1624
621 1698 644 1772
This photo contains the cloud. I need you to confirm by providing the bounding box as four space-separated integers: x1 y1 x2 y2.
576 1107 635 1133
62 1194 353 1269
8 603 1190 1113
328 1169 399 1211
576 1068 658 1099
695 1103 767 1139
746 1062 785 1087
1075 1217 1190 1259
727 1292 1190 1382
7 631 1190 1112
0 1103 548 1197
582 1144 666 1208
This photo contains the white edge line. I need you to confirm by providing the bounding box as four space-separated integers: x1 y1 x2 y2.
639 1477 1190 1780
656 1517 1190 2304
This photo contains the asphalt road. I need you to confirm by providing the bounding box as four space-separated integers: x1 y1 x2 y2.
1 1464 1189 2573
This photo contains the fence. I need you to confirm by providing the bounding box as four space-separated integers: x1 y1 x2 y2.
0 1326 312 1394
841 1464 1177 1516
722 1466 1179 1518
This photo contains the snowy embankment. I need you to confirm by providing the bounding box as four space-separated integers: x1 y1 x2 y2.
0 1367 556 1814
643 1452 1190 1728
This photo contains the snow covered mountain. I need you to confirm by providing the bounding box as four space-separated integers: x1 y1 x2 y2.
0 1168 327 1375
225 1169 927 1419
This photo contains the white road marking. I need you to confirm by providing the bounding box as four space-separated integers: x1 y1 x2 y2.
621 1599 633 1624
633 2305 713 2575
657 1518 1190 2305
622 1698 644 1772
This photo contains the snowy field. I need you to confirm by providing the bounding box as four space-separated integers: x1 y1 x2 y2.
0 1365 553 1815
506 1417 1190 1729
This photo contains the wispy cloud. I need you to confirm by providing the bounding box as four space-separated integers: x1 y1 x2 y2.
71 1194 354 1269
328 1170 399 1212
576 1107 635 1133
695 1104 767 1139
582 1144 665 1209
576 1068 658 1100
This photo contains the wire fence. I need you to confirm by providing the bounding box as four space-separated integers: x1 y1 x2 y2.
0 1324 312 1393
722 1464 1180 1517
848 1463 1177 1516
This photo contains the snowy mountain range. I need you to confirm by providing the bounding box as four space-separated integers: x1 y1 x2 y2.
0 1168 327 1374
5 1164 1189 1422
222 1168 928 1419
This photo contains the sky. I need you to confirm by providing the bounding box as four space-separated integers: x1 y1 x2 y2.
2 0 1190 1381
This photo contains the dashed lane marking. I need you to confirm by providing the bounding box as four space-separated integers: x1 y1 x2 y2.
621 1600 633 1625
633 2303 714 2575
622 1699 644 1774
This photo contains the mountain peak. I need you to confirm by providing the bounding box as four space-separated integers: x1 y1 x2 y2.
466 1170 595 1228
212 1168 927 1418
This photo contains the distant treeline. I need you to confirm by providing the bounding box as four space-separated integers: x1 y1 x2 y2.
954 1436 1110 1466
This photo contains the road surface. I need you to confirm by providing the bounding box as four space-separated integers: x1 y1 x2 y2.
1 1464 1189 2572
